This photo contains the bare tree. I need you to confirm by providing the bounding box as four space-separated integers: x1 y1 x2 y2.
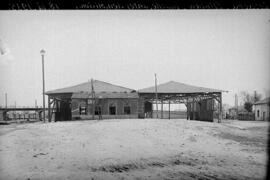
239 91 262 112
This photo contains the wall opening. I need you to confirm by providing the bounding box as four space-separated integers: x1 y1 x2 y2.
124 106 131 114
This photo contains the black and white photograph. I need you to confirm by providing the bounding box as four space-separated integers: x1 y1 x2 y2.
0 8 269 180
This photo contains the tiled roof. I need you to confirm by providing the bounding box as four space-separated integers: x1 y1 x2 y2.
138 81 224 94
46 80 135 95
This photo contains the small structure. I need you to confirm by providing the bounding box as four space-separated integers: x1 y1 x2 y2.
253 97 270 121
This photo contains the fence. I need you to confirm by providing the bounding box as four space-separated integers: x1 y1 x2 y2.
238 112 255 121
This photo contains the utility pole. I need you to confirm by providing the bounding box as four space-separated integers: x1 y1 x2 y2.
14 101 16 119
91 78 95 120
5 93 7 109
155 73 158 118
40 49 46 123
254 90 257 103
235 94 238 120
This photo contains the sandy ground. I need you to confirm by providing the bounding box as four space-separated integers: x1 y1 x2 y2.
0 119 268 180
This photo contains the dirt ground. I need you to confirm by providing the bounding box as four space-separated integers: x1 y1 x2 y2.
0 119 268 180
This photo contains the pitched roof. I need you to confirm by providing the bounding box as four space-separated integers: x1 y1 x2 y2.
72 91 139 99
138 81 224 94
46 80 135 95
254 97 270 105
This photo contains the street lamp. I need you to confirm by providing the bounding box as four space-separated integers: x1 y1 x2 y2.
40 49 46 123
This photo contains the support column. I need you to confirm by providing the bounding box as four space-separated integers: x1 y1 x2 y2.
38 111 42 121
48 96 51 122
55 100 59 122
51 99 56 122
186 101 189 120
3 111 7 121
198 97 201 121
192 97 195 120
168 100 171 119
218 93 222 123
161 99 163 119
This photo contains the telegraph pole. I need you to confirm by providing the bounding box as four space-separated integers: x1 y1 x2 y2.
235 94 238 120
254 90 257 103
91 78 95 120
155 73 158 118
40 49 46 123
5 93 7 109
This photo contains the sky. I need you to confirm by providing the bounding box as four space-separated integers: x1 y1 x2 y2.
0 10 269 108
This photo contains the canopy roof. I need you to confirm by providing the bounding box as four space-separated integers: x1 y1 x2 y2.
138 81 224 94
46 80 135 95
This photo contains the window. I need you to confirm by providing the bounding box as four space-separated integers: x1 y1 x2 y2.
257 110 260 117
109 103 116 115
109 106 116 115
79 106 87 115
124 106 131 114
95 106 101 115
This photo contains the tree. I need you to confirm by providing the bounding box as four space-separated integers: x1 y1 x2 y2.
239 91 262 112
244 102 253 112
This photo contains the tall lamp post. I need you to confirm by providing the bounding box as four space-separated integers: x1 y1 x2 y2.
40 49 46 123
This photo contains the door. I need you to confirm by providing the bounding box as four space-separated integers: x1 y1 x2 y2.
144 101 152 118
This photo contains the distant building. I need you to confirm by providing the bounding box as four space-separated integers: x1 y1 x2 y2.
45 80 224 122
228 107 238 119
253 97 270 121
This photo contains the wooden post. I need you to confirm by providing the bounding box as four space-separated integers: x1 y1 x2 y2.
161 99 163 119
155 73 158 118
219 93 222 123
14 101 16 117
41 51 46 123
168 100 171 119
91 79 95 120
198 97 201 121
3 111 7 121
186 101 189 120
48 96 51 122
192 97 195 120
5 93 7 109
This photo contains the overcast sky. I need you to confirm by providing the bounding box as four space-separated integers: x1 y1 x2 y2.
0 10 269 107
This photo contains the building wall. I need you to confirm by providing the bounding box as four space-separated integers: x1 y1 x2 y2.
254 104 270 121
71 98 141 119
187 99 214 122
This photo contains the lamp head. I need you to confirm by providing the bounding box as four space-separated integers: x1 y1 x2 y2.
40 49 45 55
